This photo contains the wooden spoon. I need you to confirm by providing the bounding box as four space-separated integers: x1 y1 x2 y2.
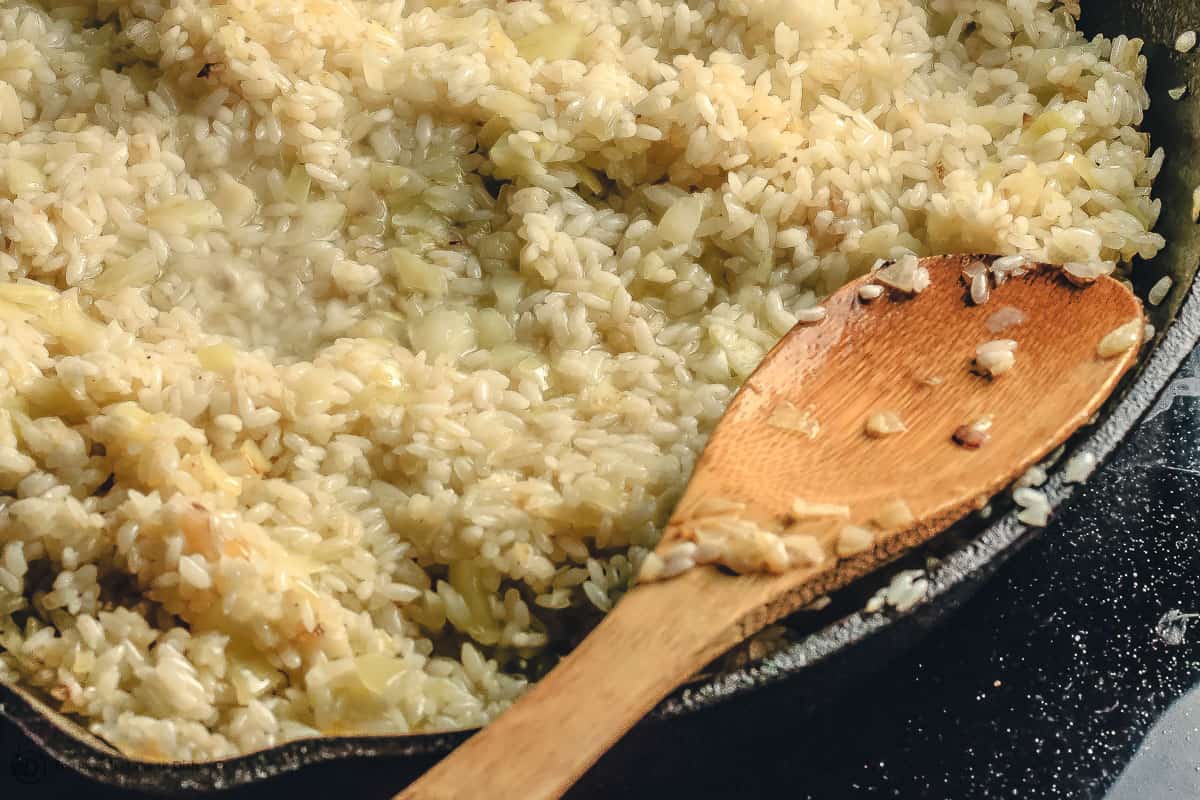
396 255 1144 800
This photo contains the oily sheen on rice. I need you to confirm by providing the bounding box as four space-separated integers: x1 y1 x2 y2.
0 0 1164 761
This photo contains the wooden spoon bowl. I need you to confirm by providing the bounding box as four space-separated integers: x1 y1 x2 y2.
397 255 1144 800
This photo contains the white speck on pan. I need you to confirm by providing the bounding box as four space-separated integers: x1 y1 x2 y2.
1098 319 1143 357
1156 609 1199 646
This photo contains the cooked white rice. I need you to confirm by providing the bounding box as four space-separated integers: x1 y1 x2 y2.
1149 275 1173 306
864 568 929 614
1063 450 1098 483
1014 487 1052 526
0 0 1163 760
975 338 1018 377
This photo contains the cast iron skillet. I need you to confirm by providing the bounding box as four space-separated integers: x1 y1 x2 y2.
3 1 1200 792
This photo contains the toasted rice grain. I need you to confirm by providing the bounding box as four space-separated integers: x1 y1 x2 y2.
1149 276 1173 306
975 339 1018 377
1098 319 1143 357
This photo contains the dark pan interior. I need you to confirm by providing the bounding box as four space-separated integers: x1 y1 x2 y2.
4 1 1200 792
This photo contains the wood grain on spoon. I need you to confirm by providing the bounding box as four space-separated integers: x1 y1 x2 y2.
396 255 1144 800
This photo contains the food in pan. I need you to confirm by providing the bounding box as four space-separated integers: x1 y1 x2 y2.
0 0 1162 759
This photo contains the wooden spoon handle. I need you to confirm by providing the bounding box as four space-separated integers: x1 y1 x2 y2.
396 262 1145 799
395 568 771 800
